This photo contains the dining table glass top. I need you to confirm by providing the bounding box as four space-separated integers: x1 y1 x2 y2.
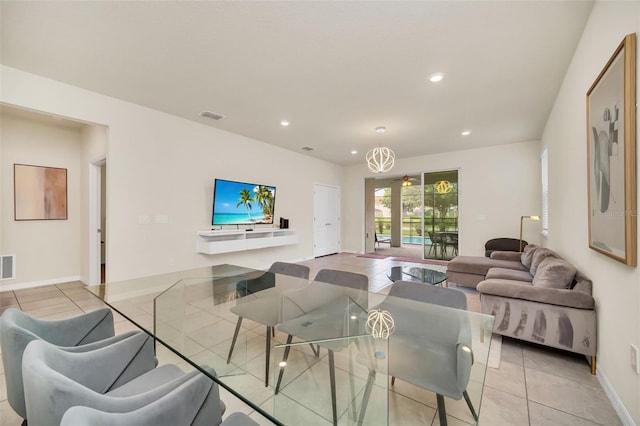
87 264 494 426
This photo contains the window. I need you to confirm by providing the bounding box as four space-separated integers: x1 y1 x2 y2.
541 148 549 236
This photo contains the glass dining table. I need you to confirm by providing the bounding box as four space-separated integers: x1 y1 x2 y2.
87 264 494 426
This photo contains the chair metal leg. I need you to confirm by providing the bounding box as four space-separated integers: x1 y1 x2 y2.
328 350 338 426
265 326 271 387
275 335 293 394
591 356 597 375
357 369 376 426
309 343 320 357
227 317 243 364
436 394 448 426
463 390 478 421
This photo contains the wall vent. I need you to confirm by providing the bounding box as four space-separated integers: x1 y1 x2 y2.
199 111 225 121
0 255 15 280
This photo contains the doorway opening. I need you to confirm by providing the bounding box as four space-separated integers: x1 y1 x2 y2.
89 158 106 284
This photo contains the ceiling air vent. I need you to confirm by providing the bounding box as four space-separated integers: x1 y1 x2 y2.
301 146 315 151
199 111 225 120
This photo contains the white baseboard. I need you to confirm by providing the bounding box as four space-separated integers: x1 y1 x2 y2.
597 367 635 426
0 275 83 292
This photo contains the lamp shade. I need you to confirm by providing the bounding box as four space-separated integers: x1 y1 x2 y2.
366 147 395 173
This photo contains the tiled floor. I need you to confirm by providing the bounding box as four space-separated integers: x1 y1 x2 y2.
0 253 621 425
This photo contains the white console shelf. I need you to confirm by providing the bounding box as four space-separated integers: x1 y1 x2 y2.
197 228 298 255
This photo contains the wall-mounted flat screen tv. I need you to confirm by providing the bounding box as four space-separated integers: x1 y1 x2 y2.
212 179 276 225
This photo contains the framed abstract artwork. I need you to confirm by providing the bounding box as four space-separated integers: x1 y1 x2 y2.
14 164 68 221
587 33 636 266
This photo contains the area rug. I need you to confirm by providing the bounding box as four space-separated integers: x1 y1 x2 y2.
390 257 449 266
357 254 388 259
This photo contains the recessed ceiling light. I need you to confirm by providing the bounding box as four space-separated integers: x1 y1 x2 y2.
351 150 358 155
428 72 445 83
375 126 387 134
461 130 471 136
280 120 290 127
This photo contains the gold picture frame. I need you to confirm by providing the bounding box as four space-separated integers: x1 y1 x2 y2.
587 33 636 266
14 163 68 221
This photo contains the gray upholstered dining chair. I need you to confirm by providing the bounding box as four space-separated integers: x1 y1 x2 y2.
357 281 476 426
275 268 369 426
226 261 310 387
22 332 226 426
61 408 260 426
0 307 131 423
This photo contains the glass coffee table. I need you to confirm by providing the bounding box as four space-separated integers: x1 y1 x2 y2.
387 266 448 286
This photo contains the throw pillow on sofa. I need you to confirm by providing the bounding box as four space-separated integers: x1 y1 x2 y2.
530 247 559 275
521 244 538 268
532 257 577 289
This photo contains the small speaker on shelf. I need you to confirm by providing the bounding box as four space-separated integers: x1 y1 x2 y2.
279 217 289 229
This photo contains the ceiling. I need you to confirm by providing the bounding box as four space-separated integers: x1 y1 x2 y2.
0 1 593 166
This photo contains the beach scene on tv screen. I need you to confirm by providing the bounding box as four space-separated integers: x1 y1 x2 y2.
213 180 276 225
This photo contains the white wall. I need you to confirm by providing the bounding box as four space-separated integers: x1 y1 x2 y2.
0 66 343 287
541 1 640 423
0 111 83 284
342 140 542 255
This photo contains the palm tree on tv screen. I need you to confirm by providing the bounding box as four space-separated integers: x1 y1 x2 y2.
236 189 253 220
254 185 275 222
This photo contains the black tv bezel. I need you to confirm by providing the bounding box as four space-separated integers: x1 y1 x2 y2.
211 178 277 226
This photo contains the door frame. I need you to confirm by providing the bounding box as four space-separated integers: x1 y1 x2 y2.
89 157 105 285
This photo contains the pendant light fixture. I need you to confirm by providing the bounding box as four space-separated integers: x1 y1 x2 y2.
401 175 412 186
366 126 395 173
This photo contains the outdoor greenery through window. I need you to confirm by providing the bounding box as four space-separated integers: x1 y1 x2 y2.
374 187 391 238
372 170 459 260
424 170 459 260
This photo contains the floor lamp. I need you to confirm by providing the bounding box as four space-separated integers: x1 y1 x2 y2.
519 215 540 251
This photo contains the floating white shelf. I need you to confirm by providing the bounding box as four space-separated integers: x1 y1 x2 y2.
196 228 298 254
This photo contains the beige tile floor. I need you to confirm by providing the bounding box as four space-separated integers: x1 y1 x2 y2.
0 253 621 425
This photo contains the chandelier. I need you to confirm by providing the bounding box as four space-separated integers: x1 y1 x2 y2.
366 309 395 339
401 175 412 186
366 146 395 173
434 180 452 194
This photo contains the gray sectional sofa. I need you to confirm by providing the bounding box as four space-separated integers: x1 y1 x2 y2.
447 245 597 373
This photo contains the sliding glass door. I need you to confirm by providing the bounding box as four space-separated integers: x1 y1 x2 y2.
423 170 459 260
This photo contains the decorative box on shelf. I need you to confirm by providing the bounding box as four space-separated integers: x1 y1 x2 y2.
196 228 298 254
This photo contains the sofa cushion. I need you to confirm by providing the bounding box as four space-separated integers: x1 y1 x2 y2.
530 248 559 275
521 244 538 269
448 256 527 276
532 257 576 289
477 279 595 309
486 267 533 282
490 251 522 261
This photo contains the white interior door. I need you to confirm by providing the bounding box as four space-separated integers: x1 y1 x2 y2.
313 184 340 257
